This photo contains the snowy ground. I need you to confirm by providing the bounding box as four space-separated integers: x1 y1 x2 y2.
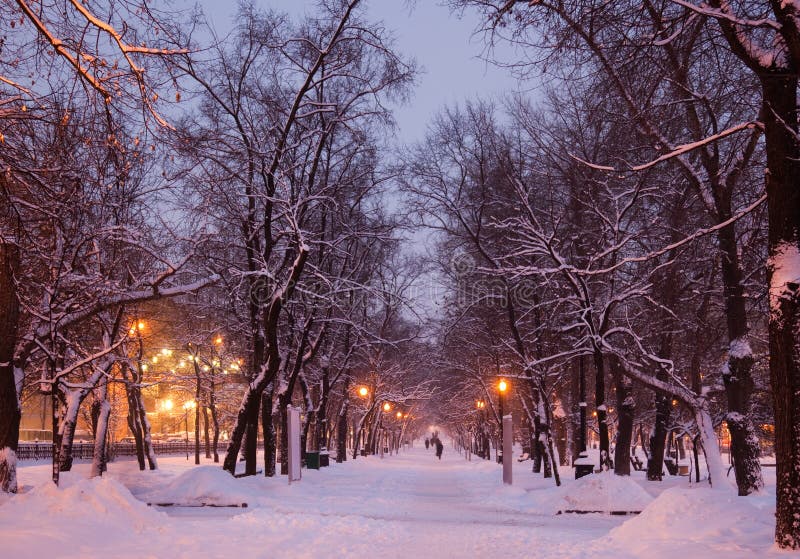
0 445 783 558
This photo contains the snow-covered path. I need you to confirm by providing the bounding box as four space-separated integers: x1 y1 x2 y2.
1 445 781 558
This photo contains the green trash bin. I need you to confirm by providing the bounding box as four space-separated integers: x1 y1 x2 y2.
319 452 330 467
306 451 320 470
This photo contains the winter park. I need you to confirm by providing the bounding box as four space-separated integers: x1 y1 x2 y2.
1 0 800 557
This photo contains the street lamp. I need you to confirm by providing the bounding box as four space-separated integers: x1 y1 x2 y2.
498 379 508 464
354 386 372 457
183 400 196 460
383 402 391 412
159 399 174 435
475 400 486 458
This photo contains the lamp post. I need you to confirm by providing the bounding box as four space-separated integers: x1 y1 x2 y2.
476 400 486 458
160 399 174 436
355 385 370 458
498 379 508 464
380 402 391 456
183 400 196 460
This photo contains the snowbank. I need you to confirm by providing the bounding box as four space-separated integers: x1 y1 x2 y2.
559 471 653 513
7 476 160 527
607 486 774 552
141 465 251 506
4 452 780 558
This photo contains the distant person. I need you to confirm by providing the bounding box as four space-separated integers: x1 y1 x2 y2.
425 437 430 449
435 438 443 460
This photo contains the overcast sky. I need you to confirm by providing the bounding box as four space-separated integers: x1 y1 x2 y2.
194 0 523 146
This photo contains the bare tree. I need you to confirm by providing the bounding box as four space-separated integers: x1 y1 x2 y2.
166 0 415 476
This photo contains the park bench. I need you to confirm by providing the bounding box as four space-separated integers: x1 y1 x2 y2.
630 455 645 471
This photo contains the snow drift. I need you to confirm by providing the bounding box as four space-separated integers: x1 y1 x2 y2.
607 486 774 546
142 465 251 506
559 471 653 513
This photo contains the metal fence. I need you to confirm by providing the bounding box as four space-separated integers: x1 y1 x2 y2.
17 441 233 461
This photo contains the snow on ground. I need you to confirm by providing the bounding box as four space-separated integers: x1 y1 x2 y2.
606 486 777 557
142 465 251 506
560 470 653 512
0 445 782 559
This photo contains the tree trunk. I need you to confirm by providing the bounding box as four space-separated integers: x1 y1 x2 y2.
592 347 610 469
553 408 569 466
761 73 800 549
243 403 259 475
194 401 200 465
717 218 763 495
224 248 307 476
613 358 634 476
203 406 211 459
337 398 348 463
279 399 289 475
90 381 111 478
139 392 157 470
261 388 276 476
125 381 146 470
318 366 330 456
695 403 728 490
0 241 20 493
302 409 313 454
539 434 552 477
531 392 543 472
223 376 268 476
57 390 83 472
570 356 586 462
648 379 671 481
209 392 220 463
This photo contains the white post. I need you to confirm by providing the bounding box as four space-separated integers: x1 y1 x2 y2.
502 414 513 485
287 406 302 484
